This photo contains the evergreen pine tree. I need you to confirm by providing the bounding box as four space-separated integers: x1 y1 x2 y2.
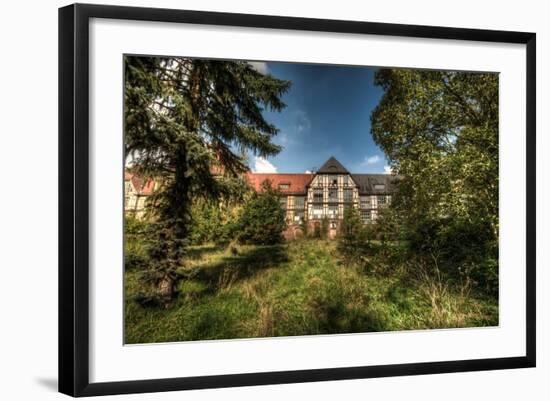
124 57 290 304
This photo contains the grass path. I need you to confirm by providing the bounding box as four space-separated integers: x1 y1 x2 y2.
125 240 498 344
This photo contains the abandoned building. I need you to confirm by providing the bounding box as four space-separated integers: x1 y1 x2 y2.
246 157 397 240
124 170 157 219
124 156 397 240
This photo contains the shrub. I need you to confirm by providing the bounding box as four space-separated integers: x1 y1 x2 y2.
124 216 151 270
309 217 329 239
125 215 149 236
320 217 330 239
237 180 286 245
337 206 370 265
299 218 309 237
312 223 321 239
189 201 241 246
125 242 149 270
406 216 498 295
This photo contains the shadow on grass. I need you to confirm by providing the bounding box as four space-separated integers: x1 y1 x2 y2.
183 244 289 293
315 306 391 335
186 243 227 260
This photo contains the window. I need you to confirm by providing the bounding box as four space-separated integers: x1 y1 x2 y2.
294 211 305 222
294 196 305 209
331 178 338 186
278 183 290 190
312 203 323 218
279 197 287 209
344 188 353 202
342 175 349 186
361 210 371 223
374 184 386 190
328 205 338 218
328 188 338 202
360 196 370 209
313 188 323 203
330 221 337 229
377 195 387 206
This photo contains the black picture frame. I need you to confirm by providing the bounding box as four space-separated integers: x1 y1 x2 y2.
59 3 536 397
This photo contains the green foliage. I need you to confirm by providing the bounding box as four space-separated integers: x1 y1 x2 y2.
189 198 244 246
371 69 499 294
125 215 150 235
124 56 290 300
125 240 498 343
320 217 330 239
237 180 286 245
189 201 222 245
299 218 309 237
124 216 151 270
310 217 329 239
337 206 370 265
125 240 149 271
370 207 401 243
312 223 321 239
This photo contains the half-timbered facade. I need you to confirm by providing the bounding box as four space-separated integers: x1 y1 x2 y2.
124 171 158 219
246 157 398 239
125 156 397 239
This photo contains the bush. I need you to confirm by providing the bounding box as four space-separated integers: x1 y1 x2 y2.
337 206 370 265
237 180 286 245
320 217 330 239
188 196 248 246
125 242 149 270
125 215 150 236
407 216 498 295
299 218 309 237
312 223 321 239
124 216 151 270
309 218 329 239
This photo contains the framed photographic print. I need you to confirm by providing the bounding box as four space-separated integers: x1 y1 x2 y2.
58 3 536 397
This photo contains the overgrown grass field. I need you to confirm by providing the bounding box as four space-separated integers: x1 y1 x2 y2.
125 239 498 344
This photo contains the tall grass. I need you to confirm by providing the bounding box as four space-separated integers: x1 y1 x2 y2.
125 239 498 344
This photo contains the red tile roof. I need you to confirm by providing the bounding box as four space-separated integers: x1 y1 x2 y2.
246 173 312 194
125 171 156 195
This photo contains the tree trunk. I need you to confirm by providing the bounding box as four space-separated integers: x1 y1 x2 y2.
158 274 176 308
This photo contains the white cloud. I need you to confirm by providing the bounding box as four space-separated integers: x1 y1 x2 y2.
294 110 311 133
249 61 268 75
278 132 290 145
383 165 393 174
304 170 313 174
360 155 382 166
253 156 277 173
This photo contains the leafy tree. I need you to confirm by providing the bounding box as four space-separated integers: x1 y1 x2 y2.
188 201 224 245
371 69 498 291
189 184 249 246
124 56 290 304
237 180 286 245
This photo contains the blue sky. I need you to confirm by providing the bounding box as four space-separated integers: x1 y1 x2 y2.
248 61 390 174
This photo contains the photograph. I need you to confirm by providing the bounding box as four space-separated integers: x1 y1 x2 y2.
123 56 499 344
